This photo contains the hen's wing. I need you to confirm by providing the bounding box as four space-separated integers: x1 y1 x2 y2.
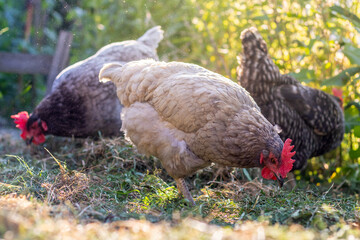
273 77 344 136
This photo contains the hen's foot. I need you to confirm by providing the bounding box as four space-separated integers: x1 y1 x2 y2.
175 178 195 206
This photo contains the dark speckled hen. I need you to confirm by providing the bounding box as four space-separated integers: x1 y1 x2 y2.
11 26 164 144
237 27 344 171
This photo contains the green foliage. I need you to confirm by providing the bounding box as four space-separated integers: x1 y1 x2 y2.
0 0 52 119
330 5 360 32
343 44 360 66
321 67 360 86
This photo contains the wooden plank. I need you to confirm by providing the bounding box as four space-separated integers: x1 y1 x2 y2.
33 0 42 46
46 31 73 94
0 52 53 74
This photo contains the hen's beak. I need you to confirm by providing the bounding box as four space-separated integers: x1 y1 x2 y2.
26 137 33 145
274 173 284 187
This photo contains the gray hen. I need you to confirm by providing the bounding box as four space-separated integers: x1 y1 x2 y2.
15 26 163 144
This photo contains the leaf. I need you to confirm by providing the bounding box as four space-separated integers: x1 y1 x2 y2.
345 101 360 113
330 5 360 32
347 119 360 133
350 147 360 160
343 44 360 66
0 27 8 35
116 189 140 198
344 105 360 133
242 169 252 181
354 126 360 138
43 28 57 42
252 15 270 21
289 69 315 83
321 67 360 86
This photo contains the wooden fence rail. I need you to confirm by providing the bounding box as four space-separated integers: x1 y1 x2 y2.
0 30 73 94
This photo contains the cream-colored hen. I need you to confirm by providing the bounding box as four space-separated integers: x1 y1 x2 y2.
99 59 295 205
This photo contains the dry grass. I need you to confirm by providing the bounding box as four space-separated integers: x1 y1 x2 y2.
0 128 360 239
0 194 346 240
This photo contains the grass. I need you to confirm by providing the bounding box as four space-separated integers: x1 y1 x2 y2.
0 129 359 239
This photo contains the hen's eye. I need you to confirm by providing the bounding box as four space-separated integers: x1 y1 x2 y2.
271 158 276 164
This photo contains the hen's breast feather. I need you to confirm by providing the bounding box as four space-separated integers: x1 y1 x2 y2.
122 102 210 178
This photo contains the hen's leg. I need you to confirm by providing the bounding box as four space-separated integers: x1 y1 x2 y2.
286 172 296 189
175 178 195 206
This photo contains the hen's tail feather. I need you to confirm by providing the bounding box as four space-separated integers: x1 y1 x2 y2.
138 26 164 50
240 27 268 58
99 62 123 84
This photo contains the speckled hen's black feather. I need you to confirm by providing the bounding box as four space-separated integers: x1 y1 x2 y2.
237 27 345 170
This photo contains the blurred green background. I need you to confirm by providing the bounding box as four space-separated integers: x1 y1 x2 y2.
0 0 359 186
